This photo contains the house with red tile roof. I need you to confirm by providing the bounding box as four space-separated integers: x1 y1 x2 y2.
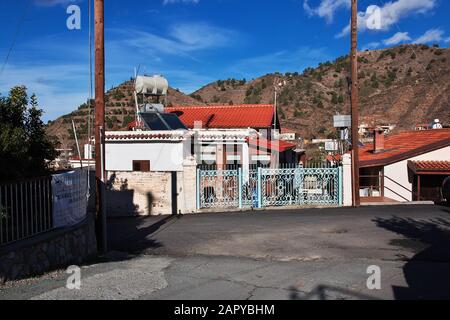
359 128 450 203
108 104 303 174
166 104 279 132
165 104 302 168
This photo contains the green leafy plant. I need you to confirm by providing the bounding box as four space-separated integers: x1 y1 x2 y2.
0 86 58 180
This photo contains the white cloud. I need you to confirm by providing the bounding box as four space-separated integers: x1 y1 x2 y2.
0 63 88 122
303 0 350 23
110 22 238 57
163 0 199 5
331 0 437 38
383 32 411 45
413 28 444 44
445 37 450 44
34 0 81 6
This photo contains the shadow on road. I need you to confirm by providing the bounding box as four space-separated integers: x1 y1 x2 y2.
289 285 380 300
373 211 450 300
107 214 182 254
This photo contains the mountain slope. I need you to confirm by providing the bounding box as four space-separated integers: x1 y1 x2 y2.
190 44 450 138
47 44 450 152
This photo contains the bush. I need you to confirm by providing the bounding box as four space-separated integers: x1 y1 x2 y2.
0 87 58 179
112 89 126 100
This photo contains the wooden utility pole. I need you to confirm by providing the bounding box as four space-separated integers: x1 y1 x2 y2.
350 0 360 207
94 0 107 252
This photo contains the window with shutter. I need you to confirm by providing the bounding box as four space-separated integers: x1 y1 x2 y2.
132 160 150 172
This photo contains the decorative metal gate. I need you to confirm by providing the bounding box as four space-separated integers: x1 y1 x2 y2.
197 169 239 209
197 165 342 210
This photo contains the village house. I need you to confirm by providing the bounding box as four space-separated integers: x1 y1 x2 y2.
117 104 302 171
104 103 304 216
359 128 450 203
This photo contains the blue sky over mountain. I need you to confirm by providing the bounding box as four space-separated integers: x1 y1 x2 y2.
1 0 449 121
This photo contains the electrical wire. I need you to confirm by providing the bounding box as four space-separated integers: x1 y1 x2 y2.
0 0 33 76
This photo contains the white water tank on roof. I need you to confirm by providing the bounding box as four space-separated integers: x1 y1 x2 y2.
135 75 168 95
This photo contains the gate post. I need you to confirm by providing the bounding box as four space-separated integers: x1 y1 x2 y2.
257 167 262 208
338 166 343 206
238 167 243 209
196 168 201 210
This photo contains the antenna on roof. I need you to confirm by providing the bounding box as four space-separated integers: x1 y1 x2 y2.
133 66 141 128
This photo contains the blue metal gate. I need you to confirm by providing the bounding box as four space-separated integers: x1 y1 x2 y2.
197 165 342 209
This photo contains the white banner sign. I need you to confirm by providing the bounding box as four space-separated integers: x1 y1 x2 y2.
52 169 88 228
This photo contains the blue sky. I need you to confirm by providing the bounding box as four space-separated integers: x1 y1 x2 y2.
1 0 449 121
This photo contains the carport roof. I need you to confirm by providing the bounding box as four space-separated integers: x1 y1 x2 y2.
408 161 450 174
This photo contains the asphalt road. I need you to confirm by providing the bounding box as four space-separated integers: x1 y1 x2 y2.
1 204 450 300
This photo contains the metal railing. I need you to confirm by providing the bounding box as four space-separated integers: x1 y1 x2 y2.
360 174 384 197
360 174 412 201
0 176 53 246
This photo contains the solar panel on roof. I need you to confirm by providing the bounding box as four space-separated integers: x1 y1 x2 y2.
160 113 187 130
140 112 187 131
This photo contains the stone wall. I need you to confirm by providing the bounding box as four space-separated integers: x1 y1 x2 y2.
0 213 97 283
106 157 198 216
106 171 173 216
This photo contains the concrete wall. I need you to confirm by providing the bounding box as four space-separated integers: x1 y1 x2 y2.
0 214 97 283
342 154 353 206
384 146 450 202
106 142 185 172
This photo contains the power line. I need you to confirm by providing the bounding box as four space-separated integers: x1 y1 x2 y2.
0 0 33 76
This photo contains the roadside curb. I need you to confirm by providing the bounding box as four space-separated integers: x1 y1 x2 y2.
361 201 434 206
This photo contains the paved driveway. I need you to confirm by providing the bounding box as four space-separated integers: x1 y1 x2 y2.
1 205 450 300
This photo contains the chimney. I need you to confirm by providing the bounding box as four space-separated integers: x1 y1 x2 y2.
373 128 385 153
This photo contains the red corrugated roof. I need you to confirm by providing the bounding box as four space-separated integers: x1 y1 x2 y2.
408 161 450 173
248 137 296 153
165 104 275 129
360 129 450 167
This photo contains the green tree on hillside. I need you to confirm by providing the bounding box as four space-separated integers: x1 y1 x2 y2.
0 86 58 180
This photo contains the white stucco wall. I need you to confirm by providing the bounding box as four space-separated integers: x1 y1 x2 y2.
342 154 353 206
106 142 186 172
383 146 450 202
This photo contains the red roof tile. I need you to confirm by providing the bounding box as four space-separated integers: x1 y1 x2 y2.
165 105 275 129
360 129 450 168
408 161 450 173
106 133 182 141
248 137 296 153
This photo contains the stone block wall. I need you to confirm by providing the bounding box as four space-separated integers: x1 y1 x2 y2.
106 157 199 216
106 171 173 216
0 214 97 283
